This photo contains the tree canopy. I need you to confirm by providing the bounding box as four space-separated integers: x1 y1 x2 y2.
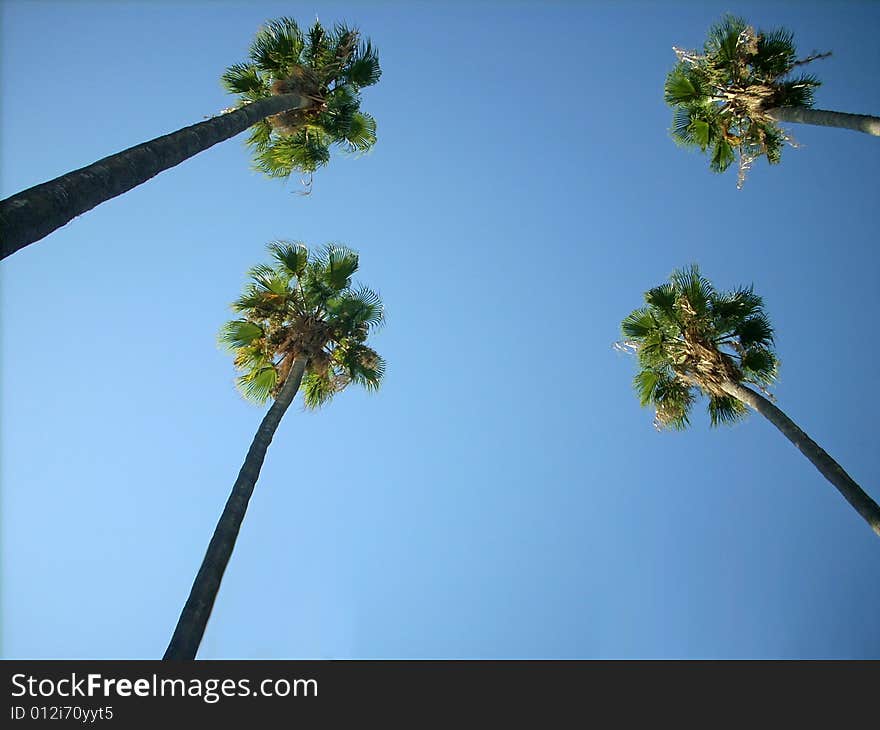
221 18 381 182
620 265 778 430
220 241 385 408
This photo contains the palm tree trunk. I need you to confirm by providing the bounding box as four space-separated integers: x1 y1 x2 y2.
0 93 307 260
163 358 308 660
720 380 880 537
766 106 880 136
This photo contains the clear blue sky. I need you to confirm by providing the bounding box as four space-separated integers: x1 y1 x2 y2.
2 0 879 659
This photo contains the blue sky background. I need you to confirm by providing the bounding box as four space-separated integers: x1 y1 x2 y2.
2 0 879 659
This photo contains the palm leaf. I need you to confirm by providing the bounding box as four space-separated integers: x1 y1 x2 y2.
268 240 309 278
322 245 359 290
345 39 381 87
236 365 278 404
709 138 736 173
221 63 269 98
740 347 778 386
219 319 264 350
338 112 377 153
249 17 305 77
302 368 337 408
707 394 748 426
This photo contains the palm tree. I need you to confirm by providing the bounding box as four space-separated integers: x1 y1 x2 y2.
618 265 880 537
0 18 380 260
164 241 385 660
665 15 880 187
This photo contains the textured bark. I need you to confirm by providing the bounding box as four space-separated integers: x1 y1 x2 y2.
0 93 307 260
766 106 880 136
163 359 308 660
721 381 880 537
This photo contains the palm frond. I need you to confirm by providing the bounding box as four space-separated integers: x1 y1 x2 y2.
236 364 278 404
734 313 775 348
337 111 377 153
249 17 305 77
740 347 778 386
344 39 381 87
246 119 273 151
652 374 695 430
621 307 658 340
268 240 309 278
302 368 337 408
221 63 270 98
708 394 749 426
774 76 820 108
753 26 796 77
704 14 749 67
709 138 736 173
665 65 708 106
253 130 332 177
320 244 359 291
327 285 384 330
304 20 332 70
219 319 264 350
671 264 714 316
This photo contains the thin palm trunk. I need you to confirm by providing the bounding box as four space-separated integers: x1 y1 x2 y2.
766 106 880 136
0 93 308 260
720 380 880 537
164 358 308 660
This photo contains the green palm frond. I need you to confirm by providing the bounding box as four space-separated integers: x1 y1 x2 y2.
332 342 385 390
633 368 660 407
652 373 695 430
253 130 332 176
762 125 785 164
704 15 749 68
734 313 774 349
644 283 678 319
670 106 717 150
248 263 290 295
302 369 337 408
753 27 796 77
249 17 305 77
708 394 748 426
740 347 778 385
320 245 359 291
327 285 384 330
246 119 273 151
338 112 377 153
671 264 714 315
709 138 736 172
304 20 331 69
665 66 708 106
268 240 309 278
621 307 657 340
219 320 264 350
221 63 270 99
345 39 381 87
236 364 278 404
775 76 820 107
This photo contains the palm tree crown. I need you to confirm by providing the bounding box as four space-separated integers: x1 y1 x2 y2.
220 241 385 407
221 17 381 181
619 265 777 430
665 14 827 186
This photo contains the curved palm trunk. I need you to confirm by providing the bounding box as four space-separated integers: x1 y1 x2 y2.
0 93 307 260
766 106 880 136
720 381 880 537
164 358 308 660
